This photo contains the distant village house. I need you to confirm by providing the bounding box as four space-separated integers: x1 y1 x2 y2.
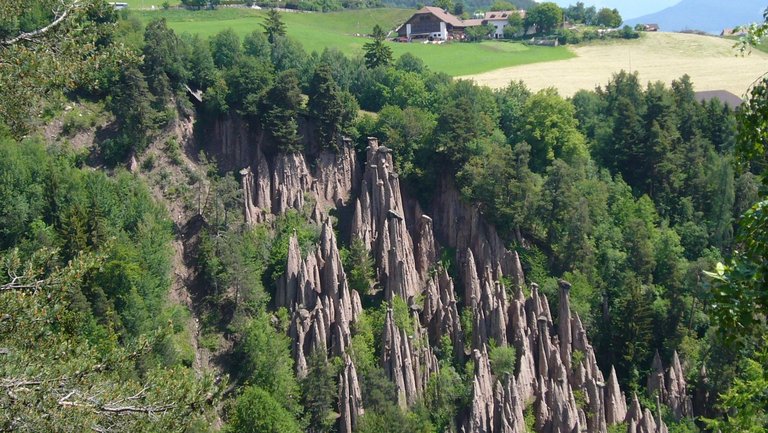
637 23 660 32
396 6 527 41
483 10 526 39
397 7 475 41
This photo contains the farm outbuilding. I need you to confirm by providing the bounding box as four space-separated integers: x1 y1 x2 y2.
397 7 479 41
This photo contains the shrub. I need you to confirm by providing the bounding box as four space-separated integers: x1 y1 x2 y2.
165 137 183 165
225 386 301 433
489 345 517 377
61 107 100 136
342 238 375 295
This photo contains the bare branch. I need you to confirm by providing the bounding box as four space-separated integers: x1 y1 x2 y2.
99 403 174 414
0 379 42 389
0 275 46 292
57 388 175 414
0 1 79 47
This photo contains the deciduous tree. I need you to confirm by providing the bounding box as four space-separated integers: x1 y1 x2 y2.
0 0 126 137
525 2 563 34
595 7 622 28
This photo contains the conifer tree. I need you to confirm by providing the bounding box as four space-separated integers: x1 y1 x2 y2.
308 64 344 149
263 69 303 153
263 9 287 44
363 25 393 69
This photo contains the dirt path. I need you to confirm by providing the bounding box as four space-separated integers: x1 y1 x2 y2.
459 32 768 97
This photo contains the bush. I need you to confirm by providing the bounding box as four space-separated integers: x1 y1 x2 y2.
392 295 414 330
99 137 132 166
142 153 157 171
236 313 301 413
621 25 640 39
489 345 517 377
556 29 582 44
342 238 375 295
225 386 302 433
61 107 101 136
165 137 183 165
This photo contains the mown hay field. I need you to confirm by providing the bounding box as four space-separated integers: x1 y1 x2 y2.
460 32 768 96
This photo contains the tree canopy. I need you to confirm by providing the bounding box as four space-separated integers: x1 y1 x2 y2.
363 24 393 68
525 2 563 34
263 9 287 44
0 0 127 137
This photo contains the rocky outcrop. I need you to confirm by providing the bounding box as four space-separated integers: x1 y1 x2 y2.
648 351 666 402
467 347 495 433
277 221 365 433
282 221 363 372
381 308 439 408
238 141 360 223
245 132 692 433
494 374 526 433
351 139 422 302
338 353 364 433
431 177 526 291
558 280 572 371
667 351 693 420
646 351 693 421
423 267 465 360
694 364 710 418
605 366 628 426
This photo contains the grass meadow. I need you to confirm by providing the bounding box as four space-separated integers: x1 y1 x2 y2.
132 8 574 76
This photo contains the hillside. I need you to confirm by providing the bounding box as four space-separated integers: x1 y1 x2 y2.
461 31 768 96
134 8 574 76
3 2 768 433
624 0 765 34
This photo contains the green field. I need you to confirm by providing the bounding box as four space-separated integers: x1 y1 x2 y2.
123 0 175 8
133 8 574 76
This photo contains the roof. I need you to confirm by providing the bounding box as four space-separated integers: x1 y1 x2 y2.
415 6 465 27
483 10 525 20
406 6 489 29
694 90 744 107
462 18 485 27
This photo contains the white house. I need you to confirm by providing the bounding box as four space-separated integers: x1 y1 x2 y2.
483 10 526 39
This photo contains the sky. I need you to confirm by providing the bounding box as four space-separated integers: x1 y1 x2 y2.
550 0 683 20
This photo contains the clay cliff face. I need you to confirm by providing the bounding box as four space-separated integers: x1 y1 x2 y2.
232 134 689 433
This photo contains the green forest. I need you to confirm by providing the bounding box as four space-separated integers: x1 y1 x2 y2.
1 1 766 433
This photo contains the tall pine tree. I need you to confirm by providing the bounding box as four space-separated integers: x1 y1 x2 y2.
308 64 344 150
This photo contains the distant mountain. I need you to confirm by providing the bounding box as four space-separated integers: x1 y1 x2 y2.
551 0 681 20
624 0 766 34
